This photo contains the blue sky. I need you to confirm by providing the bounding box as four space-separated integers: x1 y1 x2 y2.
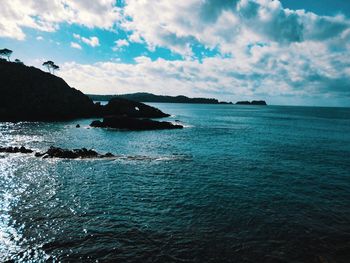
0 0 349 106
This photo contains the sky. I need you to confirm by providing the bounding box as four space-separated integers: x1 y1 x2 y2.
0 0 350 106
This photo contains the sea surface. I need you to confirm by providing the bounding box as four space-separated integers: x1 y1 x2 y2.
0 103 350 263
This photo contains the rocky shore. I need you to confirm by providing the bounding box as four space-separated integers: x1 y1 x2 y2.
0 146 115 159
0 146 33 154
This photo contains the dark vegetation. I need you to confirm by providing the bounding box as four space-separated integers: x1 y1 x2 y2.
0 48 13 61
42 60 60 74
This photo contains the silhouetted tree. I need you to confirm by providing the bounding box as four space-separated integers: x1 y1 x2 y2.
14 59 24 65
42 60 54 73
42 60 59 74
0 48 13 61
52 64 60 75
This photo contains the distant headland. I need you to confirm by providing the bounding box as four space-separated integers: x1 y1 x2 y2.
88 93 233 105
88 93 267 106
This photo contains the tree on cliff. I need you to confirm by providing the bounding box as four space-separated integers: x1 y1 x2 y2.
52 64 60 75
0 48 13 61
42 60 59 74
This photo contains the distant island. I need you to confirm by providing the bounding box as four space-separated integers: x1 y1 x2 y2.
236 100 267 105
88 93 267 105
88 93 233 104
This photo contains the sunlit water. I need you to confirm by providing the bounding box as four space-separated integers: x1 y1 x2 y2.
0 104 350 262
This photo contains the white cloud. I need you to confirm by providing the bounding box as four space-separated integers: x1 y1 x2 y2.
0 0 121 40
72 33 100 47
59 38 350 101
122 0 350 56
70 42 82 50
2 0 349 103
73 33 81 40
112 39 129 50
81 36 100 47
36 36 44 41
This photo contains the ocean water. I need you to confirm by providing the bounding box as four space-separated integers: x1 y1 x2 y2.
0 103 350 263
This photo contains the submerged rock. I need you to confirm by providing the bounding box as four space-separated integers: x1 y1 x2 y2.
90 116 183 130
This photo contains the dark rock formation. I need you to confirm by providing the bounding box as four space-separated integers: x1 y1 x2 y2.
90 120 104 127
90 116 183 130
1 145 115 159
101 98 170 118
35 146 114 159
76 124 80 128
236 100 267 105
0 60 96 121
0 60 172 121
0 146 33 153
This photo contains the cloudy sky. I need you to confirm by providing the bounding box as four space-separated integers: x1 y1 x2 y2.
1 0 350 106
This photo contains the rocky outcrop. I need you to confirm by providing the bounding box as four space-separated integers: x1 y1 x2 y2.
90 116 183 130
101 98 170 118
1 145 114 159
35 146 114 159
0 146 33 153
236 100 267 105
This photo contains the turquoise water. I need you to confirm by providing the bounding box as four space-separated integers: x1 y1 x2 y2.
0 103 350 262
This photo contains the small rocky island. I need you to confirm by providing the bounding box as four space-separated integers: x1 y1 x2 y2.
90 116 183 130
0 59 182 130
236 100 267 105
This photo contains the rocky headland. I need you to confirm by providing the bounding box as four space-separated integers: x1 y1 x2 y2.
0 60 181 130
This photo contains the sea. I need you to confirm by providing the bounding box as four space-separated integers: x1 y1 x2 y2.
0 103 349 262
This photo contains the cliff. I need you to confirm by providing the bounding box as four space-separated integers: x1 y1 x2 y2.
0 60 169 121
0 59 96 121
